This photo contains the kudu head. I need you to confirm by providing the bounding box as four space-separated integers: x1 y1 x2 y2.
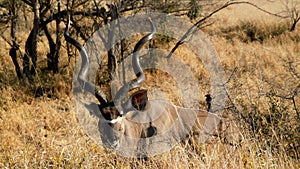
64 17 156 124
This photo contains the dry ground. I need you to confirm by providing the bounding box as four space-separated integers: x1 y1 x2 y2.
0 0 299 168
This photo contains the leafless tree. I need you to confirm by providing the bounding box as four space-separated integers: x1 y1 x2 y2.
282 0 300 31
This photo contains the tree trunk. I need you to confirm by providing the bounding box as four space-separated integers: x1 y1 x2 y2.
290 17 300 32
107 5 119 79
23 0 39 80
42 23 56 71
9 0 22 79
53 0 61 73
43 1 61 73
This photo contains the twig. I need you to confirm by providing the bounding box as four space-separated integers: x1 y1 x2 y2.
167 1 289 58
272 87 300 119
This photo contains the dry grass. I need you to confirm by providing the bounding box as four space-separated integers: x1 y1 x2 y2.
1 1 300 168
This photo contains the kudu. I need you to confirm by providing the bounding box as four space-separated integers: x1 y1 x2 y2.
64 18 220 157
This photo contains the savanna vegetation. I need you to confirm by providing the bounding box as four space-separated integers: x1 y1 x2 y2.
0 0 299 168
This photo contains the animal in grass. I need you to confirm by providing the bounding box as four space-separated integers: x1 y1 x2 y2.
64 18 219 158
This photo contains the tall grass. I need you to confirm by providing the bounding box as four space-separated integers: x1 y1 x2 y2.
0 6 300 169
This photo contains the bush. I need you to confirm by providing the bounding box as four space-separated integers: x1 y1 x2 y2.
220 21 290 43
229 89 300 159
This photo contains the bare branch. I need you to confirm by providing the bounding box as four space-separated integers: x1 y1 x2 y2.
167 0 290 58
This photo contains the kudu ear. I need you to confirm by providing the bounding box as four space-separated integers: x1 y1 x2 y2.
131 89 148 110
